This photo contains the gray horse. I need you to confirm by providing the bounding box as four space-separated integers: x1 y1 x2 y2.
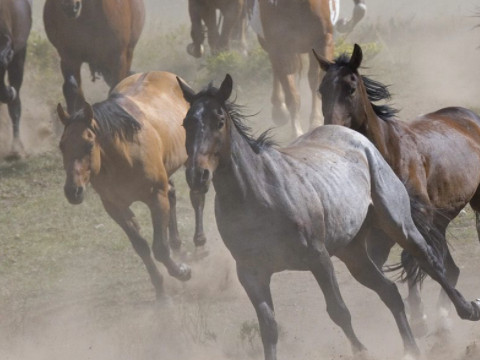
177 74 480 360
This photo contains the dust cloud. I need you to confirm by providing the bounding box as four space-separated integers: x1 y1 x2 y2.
1 1 479 360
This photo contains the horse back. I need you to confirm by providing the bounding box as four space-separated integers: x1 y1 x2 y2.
113 71 190 175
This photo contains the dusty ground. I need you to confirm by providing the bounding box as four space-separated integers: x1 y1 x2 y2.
1 1 480 359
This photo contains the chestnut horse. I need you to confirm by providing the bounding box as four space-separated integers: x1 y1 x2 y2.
186 0 246 58
44 0 145 114
0 0 32 160
249 0 366 137
177 73 480 360
316 44 480 335
57 71 208 299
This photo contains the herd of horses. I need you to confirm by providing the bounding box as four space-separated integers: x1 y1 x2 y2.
1 1 480 360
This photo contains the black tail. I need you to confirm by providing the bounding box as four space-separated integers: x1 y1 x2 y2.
385 197 448 286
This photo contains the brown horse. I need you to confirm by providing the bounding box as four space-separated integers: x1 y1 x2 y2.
186 0 246 58
57 71 208 299
249 0 366 137
316 44 480 335
44 0 145 114
177 73 480 360
0 0 32 160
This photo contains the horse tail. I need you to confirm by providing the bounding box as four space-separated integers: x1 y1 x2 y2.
387 196 447 286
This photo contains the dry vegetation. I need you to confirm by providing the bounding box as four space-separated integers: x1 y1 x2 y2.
1 1 480 359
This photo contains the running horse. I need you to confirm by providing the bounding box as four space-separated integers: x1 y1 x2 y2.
0 0 32 160
316 44 480 335
44 0 145 114
57 71 208 299
248 0 366 137
186 0 246 58
177 73 480 360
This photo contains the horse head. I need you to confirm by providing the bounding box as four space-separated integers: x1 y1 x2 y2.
57 102 101 205
61 0 83 19
177 74 233 193
314 44 368 130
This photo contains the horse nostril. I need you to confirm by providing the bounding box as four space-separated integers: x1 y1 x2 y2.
201 169 210 183
75 186 83 197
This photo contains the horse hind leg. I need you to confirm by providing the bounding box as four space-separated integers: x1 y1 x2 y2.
338 225 421 358
306 239 366 356
367 150 480 322
5 48 27 161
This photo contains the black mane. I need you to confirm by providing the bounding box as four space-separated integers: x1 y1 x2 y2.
194 85 275 153
332 53 399 122
69 93 142 141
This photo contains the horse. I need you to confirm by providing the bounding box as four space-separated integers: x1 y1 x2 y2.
0 0 32 160
44 0 145 114
248 0 366 138
56 71 208 300
316 43 480 336
176 73 480 360
186 0 246 58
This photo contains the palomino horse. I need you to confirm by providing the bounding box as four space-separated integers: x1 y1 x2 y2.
177 73 480 360
186 0 246 58
44 0 145 114
0 0 32 160
249 0 366 137
316 44 480 335
57 71 208 299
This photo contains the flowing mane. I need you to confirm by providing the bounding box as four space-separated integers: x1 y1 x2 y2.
69 94 142 141
194 85 275 153
333 53 399 122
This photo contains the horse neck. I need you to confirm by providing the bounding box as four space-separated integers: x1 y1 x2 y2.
213 122 274 205
359 94 402 167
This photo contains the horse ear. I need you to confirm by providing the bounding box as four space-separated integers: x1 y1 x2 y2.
312 49 332 71
83 102 94 127
349 44 363 71
57 103 70 126
217 74 233 104
176 76 195 103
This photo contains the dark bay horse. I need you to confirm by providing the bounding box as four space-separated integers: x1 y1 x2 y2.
186 0 246 58
0 0 32 160
177 73 480 360
44 0 145 113
249 0 366 137
316 44 480 335
57 71 208 299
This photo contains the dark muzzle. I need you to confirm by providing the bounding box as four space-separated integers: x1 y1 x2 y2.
186 167 211 193
64 184 85 205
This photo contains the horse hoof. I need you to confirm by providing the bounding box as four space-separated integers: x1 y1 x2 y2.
193 233 207 247
174 263 192 282
5 139 25 162
186 43 204 58
470 299 480 320
272 103 289 126
411 316 429 338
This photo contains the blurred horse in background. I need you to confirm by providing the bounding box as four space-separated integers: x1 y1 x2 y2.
248 0 366 137
44 0 145 114
186 0 247 58
0 0 32 160
317 43 480 336
57 71 208 300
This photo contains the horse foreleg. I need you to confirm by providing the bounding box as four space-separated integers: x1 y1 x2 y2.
202 6 220 55
270 72 289 127
279 72 302 138
190 190 207 247
150 189 191 282
5 48 26 160
336 0 367 33
101 198 165 300
167 180 182 250
187 0 206 57
237 264 277 360
61 58 84 114
218 1 242 51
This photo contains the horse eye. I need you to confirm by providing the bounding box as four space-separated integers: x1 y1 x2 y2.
218 120 225 129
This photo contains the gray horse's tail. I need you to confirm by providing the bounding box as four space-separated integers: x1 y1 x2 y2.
385 197 447 285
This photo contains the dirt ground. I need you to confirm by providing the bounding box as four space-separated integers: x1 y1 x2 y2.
1 1 480 360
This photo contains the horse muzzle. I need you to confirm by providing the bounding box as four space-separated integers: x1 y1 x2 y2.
186 166 211 193
64 184 85 205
